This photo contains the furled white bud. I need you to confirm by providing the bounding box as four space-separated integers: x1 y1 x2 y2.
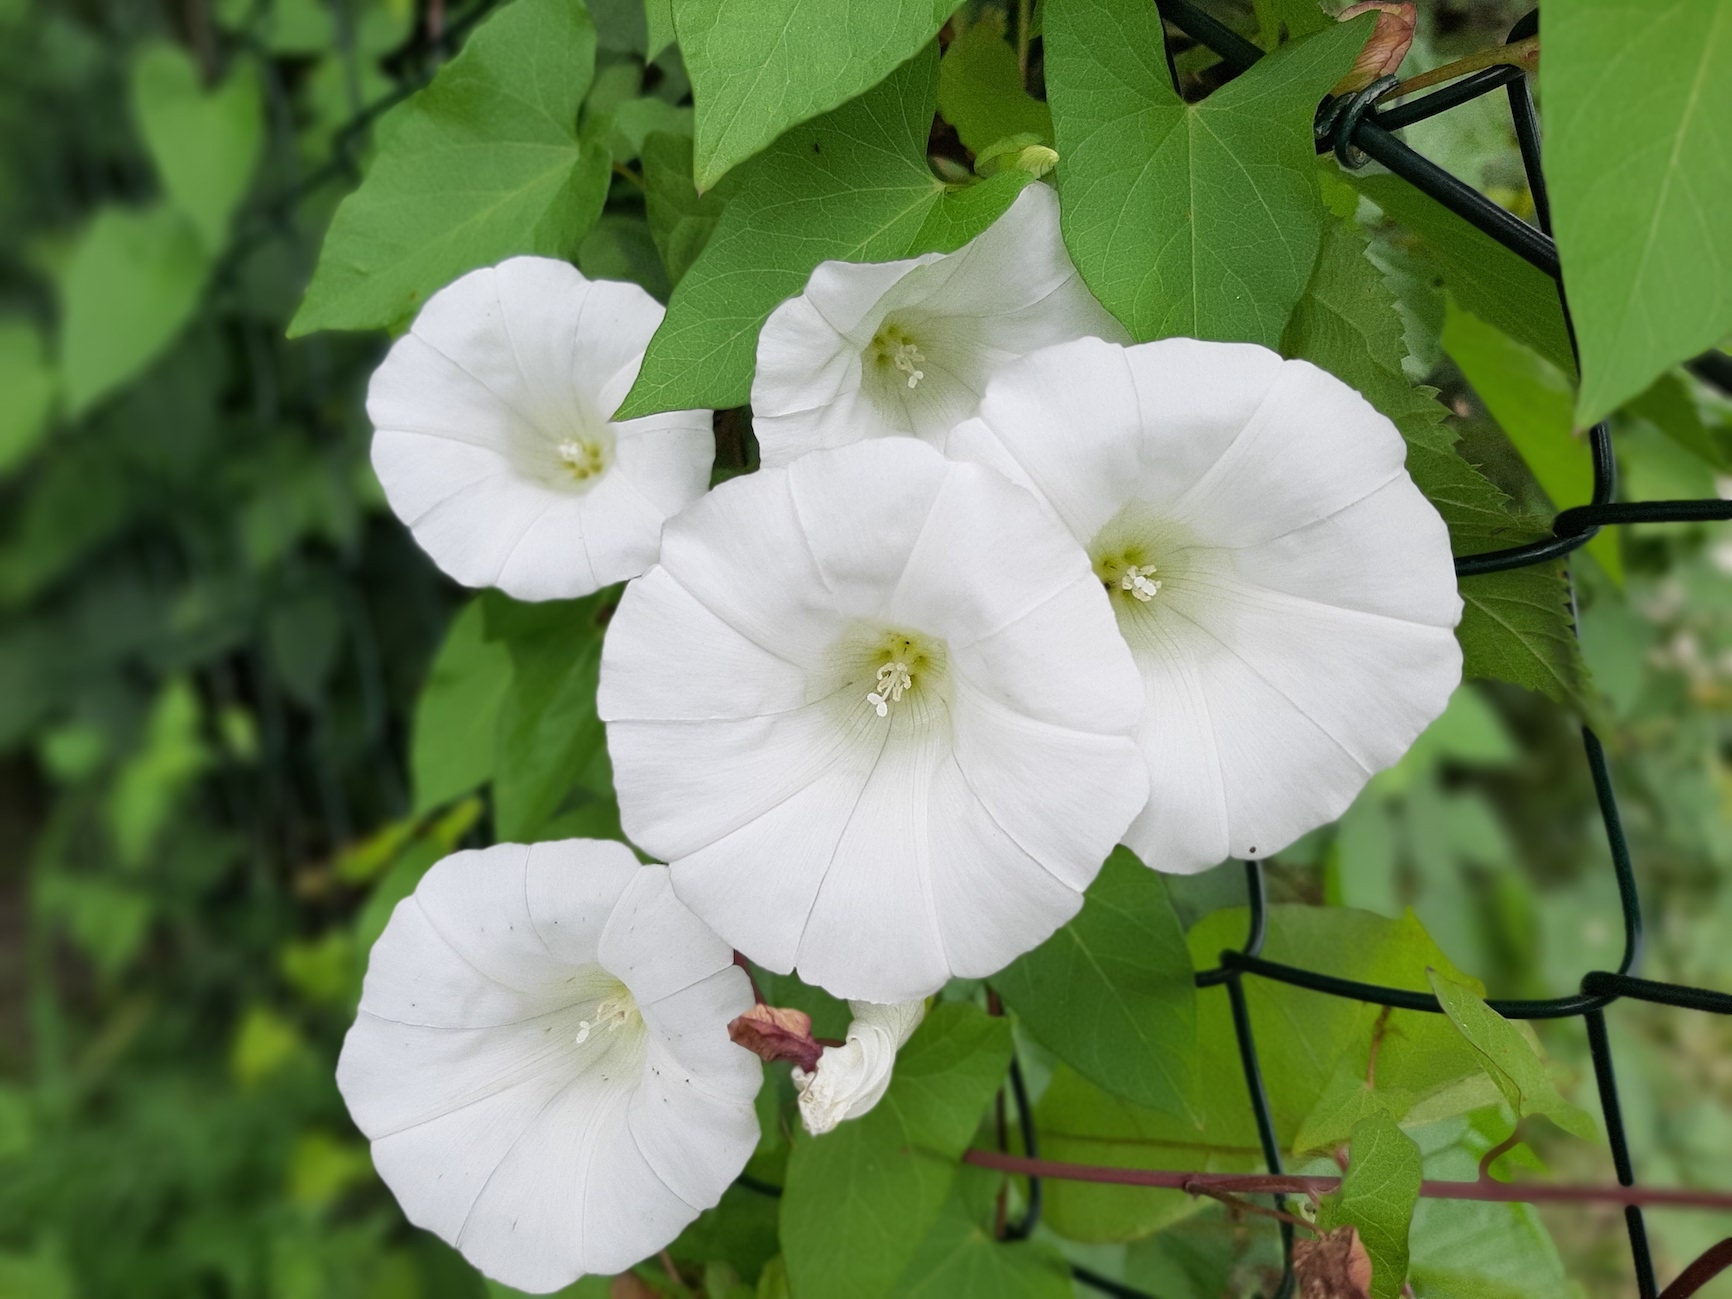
792 999 927 1135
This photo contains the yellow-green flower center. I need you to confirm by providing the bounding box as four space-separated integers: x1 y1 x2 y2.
867 322 928 389
556 435 610 483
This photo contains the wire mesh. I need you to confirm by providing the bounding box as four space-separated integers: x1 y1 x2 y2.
223 1 1732 1295
1046 6 1732 1296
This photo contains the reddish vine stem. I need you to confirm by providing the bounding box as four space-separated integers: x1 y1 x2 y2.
1660 1239 1732 1299
963 1150 1732 1211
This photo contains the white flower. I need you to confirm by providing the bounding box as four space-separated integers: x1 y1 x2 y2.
336 839 760 1294
950 337 1463 873
597 437 1148 1003
367 257 714 602
793 999 926 1136
749 183 1127 468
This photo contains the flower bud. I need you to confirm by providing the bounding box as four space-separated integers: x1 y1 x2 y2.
1330 2 1416 96
974 133 1059 180
792 999 927 1135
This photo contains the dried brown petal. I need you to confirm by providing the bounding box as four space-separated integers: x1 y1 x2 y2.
728 1003 823 1071
609 1273 659 1299
1292 1225 1374 1299
1330 2 1417 96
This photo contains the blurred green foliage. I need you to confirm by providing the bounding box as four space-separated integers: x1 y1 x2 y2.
0 1 1730 1297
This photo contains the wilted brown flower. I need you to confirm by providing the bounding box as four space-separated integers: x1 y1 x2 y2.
1292 1225 1375 1298
1331 2 1417 96
728 1002 823 1071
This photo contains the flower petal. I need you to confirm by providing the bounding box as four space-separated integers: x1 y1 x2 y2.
338 843 759 1292
603 440 1147 1000
368 258 712 603
953 336 1462 874
751 184 1125 465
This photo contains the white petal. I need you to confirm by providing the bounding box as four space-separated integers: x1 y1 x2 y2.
367 258 712 603
632 461 842 665
795 998 926 1134
600 567 810 722
751 184 1126 466
954 336 1462 873
751 259 929 463
602 440 1148 1001
337 844 759 1292
790 723 955 1002
926 755 1090 975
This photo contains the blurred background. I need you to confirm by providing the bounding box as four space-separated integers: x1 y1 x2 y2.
0 0 1728 1295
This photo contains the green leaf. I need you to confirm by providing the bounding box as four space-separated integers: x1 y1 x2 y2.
578 213 672 300
891 1169 1073 1297
58 205 209 415
617 47 1031 417
674 0 957 190
486 589 616 841
106 679 211 867
937 17 1051 154
1425 967 1599 1142
1045 4 1371 347
643 131 729 286
1034 1063 1255 1243
780 1002 1012 1299
1254 0 1330 44
645 0 675 59
290 0 609 336
1627 371 1732 472
409 600 512 815
1544 0 1732 425
1348 171 1576 379
669 1182 782 1285
0 320 55 475
995 847 1196 1116
130 42 263 250
1280 215 1588 704
1318 1115 1421 1299
599 95 693 163
1441 298 1622 583
1455 571 1589 707
1036 906 1483 1242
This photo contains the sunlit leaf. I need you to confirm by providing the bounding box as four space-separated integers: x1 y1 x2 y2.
674 0 956 189
1545 0 1732 424
1046 2 1371 346
290 0 610 335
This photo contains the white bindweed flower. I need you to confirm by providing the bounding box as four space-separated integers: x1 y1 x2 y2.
749 183 1127 468
367 257 714 602
336 839 759 1294
793 999 926 1136
950 337 1463 873
597 437 1149 1002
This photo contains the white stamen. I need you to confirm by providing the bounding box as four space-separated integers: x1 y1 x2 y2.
889 341 925 389
867 660 912 716
1121 564 1161 602
575 994 635 1046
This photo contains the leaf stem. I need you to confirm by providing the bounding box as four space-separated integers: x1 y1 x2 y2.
1377 35 1539 102
612 161 645 188
1185 1180 1321 1235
